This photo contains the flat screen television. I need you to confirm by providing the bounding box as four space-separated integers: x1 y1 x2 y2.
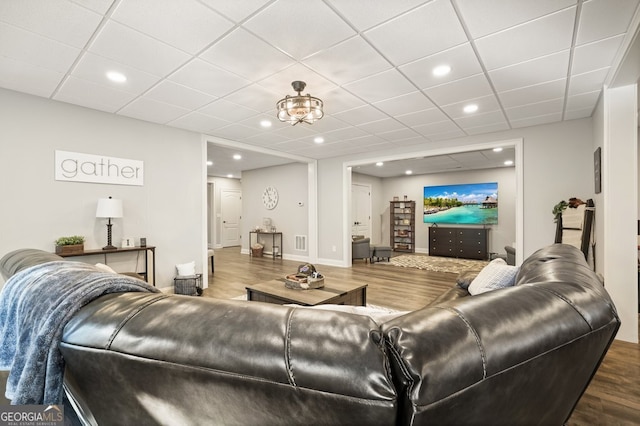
423 182 498 225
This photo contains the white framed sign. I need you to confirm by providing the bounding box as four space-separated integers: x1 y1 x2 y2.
55 150 144 186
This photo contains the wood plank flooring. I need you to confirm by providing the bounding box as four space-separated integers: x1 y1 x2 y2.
207 247 640 426
205 246 455 311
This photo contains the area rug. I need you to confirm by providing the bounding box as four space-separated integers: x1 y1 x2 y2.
387 255 488 274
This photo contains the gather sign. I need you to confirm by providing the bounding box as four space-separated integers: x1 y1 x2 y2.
54 150 144 186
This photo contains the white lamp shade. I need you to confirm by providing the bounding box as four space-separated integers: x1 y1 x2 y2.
96 198 123 218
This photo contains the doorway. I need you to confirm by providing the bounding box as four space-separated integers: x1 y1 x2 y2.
351 183 371 239
343 139 524 267
221 189 242 247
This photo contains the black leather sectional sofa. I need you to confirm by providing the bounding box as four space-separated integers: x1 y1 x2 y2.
0 244 620 425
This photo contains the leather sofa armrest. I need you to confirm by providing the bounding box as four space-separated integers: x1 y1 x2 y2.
0 249 63 280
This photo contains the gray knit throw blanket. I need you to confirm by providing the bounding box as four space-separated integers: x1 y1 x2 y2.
0 260 161 404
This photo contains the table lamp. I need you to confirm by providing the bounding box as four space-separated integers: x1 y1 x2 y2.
96 196 123 250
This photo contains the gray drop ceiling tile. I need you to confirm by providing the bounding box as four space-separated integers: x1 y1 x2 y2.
119 97 191 124
200 28 295 81
145 81 216 110
568 67 610 95
424 73 494 106
572 34 625 75
475 7 575 70
456 0 576 38
305 37 392 85
364 0 467 66
0 56 63 98
498 79 567 109
327 0 430 31
576 0 640 45
72 52 161 93
400 43 484 90
199 99 259 123
198 0 272 23
89 21 191 76
168 111 230 133
489 50 570 92
332 105 389 126
170 59 251 97
0 22 81 73
0 0 102 47
54 76 137 113
373 91 436 116
244 0 355 60
112 0 233 54
344 69 417 103
505 97 564 121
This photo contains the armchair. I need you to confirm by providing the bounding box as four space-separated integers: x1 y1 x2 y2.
505 245 516 266
352 237 372 263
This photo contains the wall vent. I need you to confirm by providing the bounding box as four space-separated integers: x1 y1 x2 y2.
295 235 307 251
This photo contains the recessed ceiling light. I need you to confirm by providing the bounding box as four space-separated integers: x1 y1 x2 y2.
314 136 324 144
463 104 478 113
106 71 127 83
376 162 384 166
226 174 233 178
405 170 413 175
260 120 272 128
432 65 451 77
206 160 213 166
233 154 242 160
504 160 514 166
493 147 503 152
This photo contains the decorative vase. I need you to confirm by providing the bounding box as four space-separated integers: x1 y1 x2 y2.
55 244 84 255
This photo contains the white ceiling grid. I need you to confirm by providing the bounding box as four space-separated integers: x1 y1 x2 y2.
0 0 638 177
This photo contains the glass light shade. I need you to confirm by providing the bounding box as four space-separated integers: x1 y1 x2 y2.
276 81 324 125
96 197 123 218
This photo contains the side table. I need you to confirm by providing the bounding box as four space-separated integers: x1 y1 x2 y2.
249 231 282 260
57 246 156 285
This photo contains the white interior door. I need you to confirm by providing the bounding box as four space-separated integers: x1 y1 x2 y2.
221 189 241 247
351 183 371 238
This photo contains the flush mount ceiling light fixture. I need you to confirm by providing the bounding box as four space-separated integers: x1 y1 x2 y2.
276 81 324 125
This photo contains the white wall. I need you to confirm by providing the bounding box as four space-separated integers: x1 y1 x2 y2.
242 163 309 260
0 89 204 290
380 167 516 254
600 84 638 343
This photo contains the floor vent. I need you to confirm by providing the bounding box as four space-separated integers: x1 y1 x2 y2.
295 235 307 251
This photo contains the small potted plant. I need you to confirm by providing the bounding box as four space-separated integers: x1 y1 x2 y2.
55 235 85 255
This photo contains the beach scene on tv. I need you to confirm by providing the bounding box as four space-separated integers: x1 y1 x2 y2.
423 182 498 225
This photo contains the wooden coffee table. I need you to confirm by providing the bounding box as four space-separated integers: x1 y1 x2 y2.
246 279 367 306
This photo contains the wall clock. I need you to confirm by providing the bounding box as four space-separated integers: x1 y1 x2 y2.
262 186 278 210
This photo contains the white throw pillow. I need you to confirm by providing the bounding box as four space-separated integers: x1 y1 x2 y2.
176 261 196 277
468 258 519 295
95 263 117 274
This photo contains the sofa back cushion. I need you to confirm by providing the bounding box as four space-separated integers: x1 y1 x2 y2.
382 243 619 425
61 294 399 425
0 249 63 280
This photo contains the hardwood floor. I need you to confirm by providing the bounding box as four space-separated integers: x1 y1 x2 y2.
205 246 455 311
207 247 640 426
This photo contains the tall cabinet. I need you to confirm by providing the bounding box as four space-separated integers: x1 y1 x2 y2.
390 200 415 253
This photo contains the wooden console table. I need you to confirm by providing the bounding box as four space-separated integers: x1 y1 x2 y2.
57 246 156 285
